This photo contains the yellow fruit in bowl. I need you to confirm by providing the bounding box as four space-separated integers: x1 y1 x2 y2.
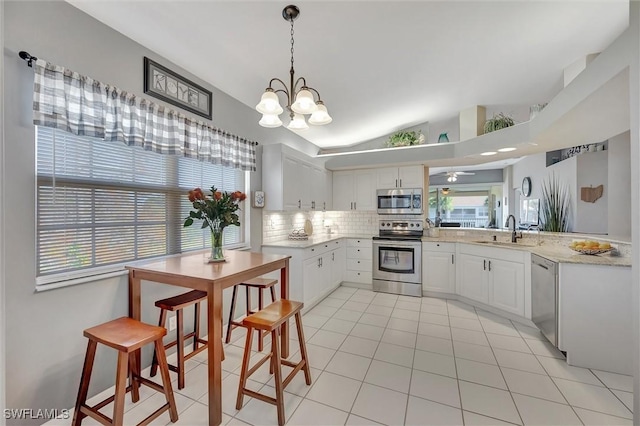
599 242 611 249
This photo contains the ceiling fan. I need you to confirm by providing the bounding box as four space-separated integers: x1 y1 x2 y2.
433 171 476 182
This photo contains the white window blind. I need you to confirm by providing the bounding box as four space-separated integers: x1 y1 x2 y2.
36 127 246 279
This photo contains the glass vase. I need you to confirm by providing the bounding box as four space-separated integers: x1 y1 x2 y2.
209 222 225 262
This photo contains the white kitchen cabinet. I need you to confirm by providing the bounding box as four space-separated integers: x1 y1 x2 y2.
559 263 632 375
457 244 527 317
332 170 376 211
345 238 373 285
457 253 490 304
422 242 456 294
263 144 332 211
262 239 344 309
376 165 424 189
488 258 525 316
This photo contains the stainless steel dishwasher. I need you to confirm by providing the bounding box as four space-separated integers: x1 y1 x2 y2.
531 254 559 347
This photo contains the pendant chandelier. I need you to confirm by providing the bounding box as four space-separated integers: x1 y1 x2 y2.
256 5 332 130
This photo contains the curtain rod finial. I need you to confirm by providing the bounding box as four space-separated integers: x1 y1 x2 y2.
19 51 37 67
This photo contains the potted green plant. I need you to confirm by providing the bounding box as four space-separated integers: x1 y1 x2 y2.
483 113 515 134
540 174 571 232
386 130 425 147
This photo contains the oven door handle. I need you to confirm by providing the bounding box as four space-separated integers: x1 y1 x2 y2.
373 242 421 249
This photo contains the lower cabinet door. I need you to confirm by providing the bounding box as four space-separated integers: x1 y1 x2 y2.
457 254 489 304
423 250 455 293
302 256 321 304
488 258 525 316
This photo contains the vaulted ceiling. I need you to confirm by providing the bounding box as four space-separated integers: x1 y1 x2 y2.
67 1 629 150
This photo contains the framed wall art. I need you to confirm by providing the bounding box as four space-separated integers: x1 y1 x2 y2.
143 57 212 120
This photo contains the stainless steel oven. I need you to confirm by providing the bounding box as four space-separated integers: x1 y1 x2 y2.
372 220 423 297
377 188 423 215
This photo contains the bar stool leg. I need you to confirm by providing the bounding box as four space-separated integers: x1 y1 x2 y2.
270 286 276 303
271 328 285 426
235 326 254 410
128 353 140 403
258 289 265 352
176 308 185 390
154 339 179 422
225 285 238 344
295 312 312 385
72 340 97 426
112 351 129 426
150 309 167 378
194 301 201 351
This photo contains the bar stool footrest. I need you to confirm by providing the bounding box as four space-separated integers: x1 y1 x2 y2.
241 389 278 406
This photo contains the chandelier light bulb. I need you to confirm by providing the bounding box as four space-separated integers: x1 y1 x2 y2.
287 113 309 130
256 90 284 115
291 89 318 114
259 113 283 128
447 176 457 182
308 102 332 125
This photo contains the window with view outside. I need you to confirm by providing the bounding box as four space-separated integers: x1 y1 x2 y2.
36 127 247 280
429 188 490 228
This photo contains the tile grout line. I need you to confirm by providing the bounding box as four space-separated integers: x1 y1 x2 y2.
475 306 525 426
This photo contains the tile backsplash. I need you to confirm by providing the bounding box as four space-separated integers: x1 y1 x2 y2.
263 211 427 242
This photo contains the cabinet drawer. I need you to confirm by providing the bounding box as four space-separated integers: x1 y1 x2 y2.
346 270 372 284
304 241 338 258
422 242 455 252
347 238 372 248
347 259 372 272
347 247 372 260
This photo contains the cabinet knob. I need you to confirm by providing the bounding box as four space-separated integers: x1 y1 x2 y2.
357 261 360 263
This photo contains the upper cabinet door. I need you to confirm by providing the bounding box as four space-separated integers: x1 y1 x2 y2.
332 171 355 211
398 166 424 188
283 156 304 210
354 169 376 211
376 167 399 189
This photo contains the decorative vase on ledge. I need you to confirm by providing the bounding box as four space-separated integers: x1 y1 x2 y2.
438 132 449 143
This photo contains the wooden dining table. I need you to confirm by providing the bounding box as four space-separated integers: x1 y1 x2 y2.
126 250 291 426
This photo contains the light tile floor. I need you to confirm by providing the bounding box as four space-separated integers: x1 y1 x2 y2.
47 287 634 425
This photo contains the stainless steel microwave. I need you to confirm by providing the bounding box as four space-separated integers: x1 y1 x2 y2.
376 188 423 215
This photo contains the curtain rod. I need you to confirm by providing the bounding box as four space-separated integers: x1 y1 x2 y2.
18 50 259 146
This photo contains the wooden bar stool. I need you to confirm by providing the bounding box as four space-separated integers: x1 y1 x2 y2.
235 300 311 426
150 290 208 390
225 278 278 351
72 317 178 426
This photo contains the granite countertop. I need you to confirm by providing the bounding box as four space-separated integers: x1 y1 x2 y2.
263 233 631 266
422 237 631 267
262 233 374 249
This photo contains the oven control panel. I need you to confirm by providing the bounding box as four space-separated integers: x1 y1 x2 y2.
379 220 423 232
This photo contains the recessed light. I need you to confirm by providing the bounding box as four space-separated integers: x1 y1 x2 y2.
481 151 497 156
498 147 516 152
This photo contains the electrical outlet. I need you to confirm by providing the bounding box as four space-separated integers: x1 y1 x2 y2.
168 316 177 331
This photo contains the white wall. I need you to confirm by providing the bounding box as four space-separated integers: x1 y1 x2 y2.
575 151 608 234
2 1 318 423
630 1 640 423
608 131 631 237
0 0 5 422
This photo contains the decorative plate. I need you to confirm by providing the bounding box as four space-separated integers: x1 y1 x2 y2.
570 247 612 255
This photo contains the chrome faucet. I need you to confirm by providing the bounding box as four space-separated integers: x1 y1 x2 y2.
505 215 521 243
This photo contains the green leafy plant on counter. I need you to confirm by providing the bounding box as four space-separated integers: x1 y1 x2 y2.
386 130 425 147
540 173 571 232
483 113 515 134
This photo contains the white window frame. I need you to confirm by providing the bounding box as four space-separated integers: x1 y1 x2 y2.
35 127 250 289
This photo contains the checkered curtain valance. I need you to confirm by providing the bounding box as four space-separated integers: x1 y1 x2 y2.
32 59 257 172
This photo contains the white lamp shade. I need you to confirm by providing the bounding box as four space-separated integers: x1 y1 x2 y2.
287 113 309 130
259 113 283 128
308 103 332 125
256 91 284 114
291 89 318 114
447 176 457 182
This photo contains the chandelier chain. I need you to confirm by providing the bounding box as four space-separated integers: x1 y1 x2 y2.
290 17 295 71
